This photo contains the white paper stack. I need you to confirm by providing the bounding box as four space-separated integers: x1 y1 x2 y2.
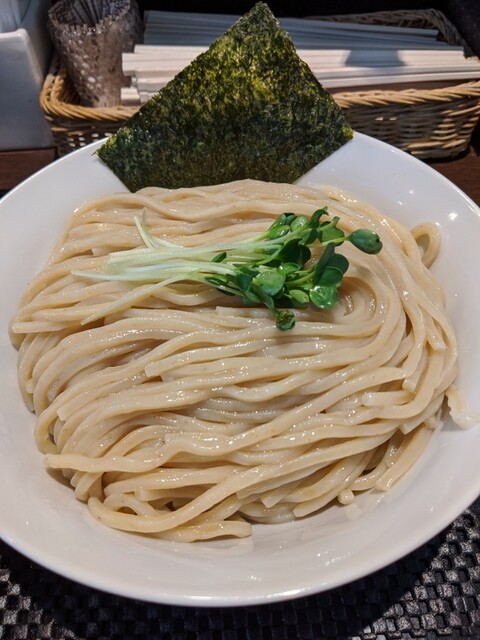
0 0 53 150
122 10 480 106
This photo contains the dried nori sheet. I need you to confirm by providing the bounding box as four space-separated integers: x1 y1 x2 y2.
97 2 353 191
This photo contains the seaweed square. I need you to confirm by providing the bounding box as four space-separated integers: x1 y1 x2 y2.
97 2 353 191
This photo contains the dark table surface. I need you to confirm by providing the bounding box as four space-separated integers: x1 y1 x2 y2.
1 499 479 639
1 131 480 639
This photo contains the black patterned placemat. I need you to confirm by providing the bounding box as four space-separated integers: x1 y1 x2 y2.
1 499 480 640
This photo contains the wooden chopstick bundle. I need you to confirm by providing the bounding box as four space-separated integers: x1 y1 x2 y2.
121 10 480 106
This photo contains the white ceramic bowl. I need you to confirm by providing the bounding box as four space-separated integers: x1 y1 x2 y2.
1 133 479 606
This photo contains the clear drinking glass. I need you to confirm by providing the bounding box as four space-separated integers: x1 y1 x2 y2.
48 0 143 108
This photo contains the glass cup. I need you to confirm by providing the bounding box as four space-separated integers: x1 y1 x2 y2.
48 0 143 108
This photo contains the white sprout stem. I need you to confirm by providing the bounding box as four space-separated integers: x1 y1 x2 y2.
105 240 279 265
73 260 237 282
104 214 284 267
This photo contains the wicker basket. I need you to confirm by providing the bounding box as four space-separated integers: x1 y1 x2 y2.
40 9 480 159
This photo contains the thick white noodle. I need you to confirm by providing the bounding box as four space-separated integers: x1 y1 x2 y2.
9 179 457 541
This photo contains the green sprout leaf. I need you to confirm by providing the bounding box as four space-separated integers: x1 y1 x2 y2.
253 270 286 296
310 285 339 309
348 229 383 254
275 309 296 331
287 289 310 308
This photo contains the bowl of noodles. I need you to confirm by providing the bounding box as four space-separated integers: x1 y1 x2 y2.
0 132 479 606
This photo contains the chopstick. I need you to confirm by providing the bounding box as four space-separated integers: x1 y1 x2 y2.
121 10 479 106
